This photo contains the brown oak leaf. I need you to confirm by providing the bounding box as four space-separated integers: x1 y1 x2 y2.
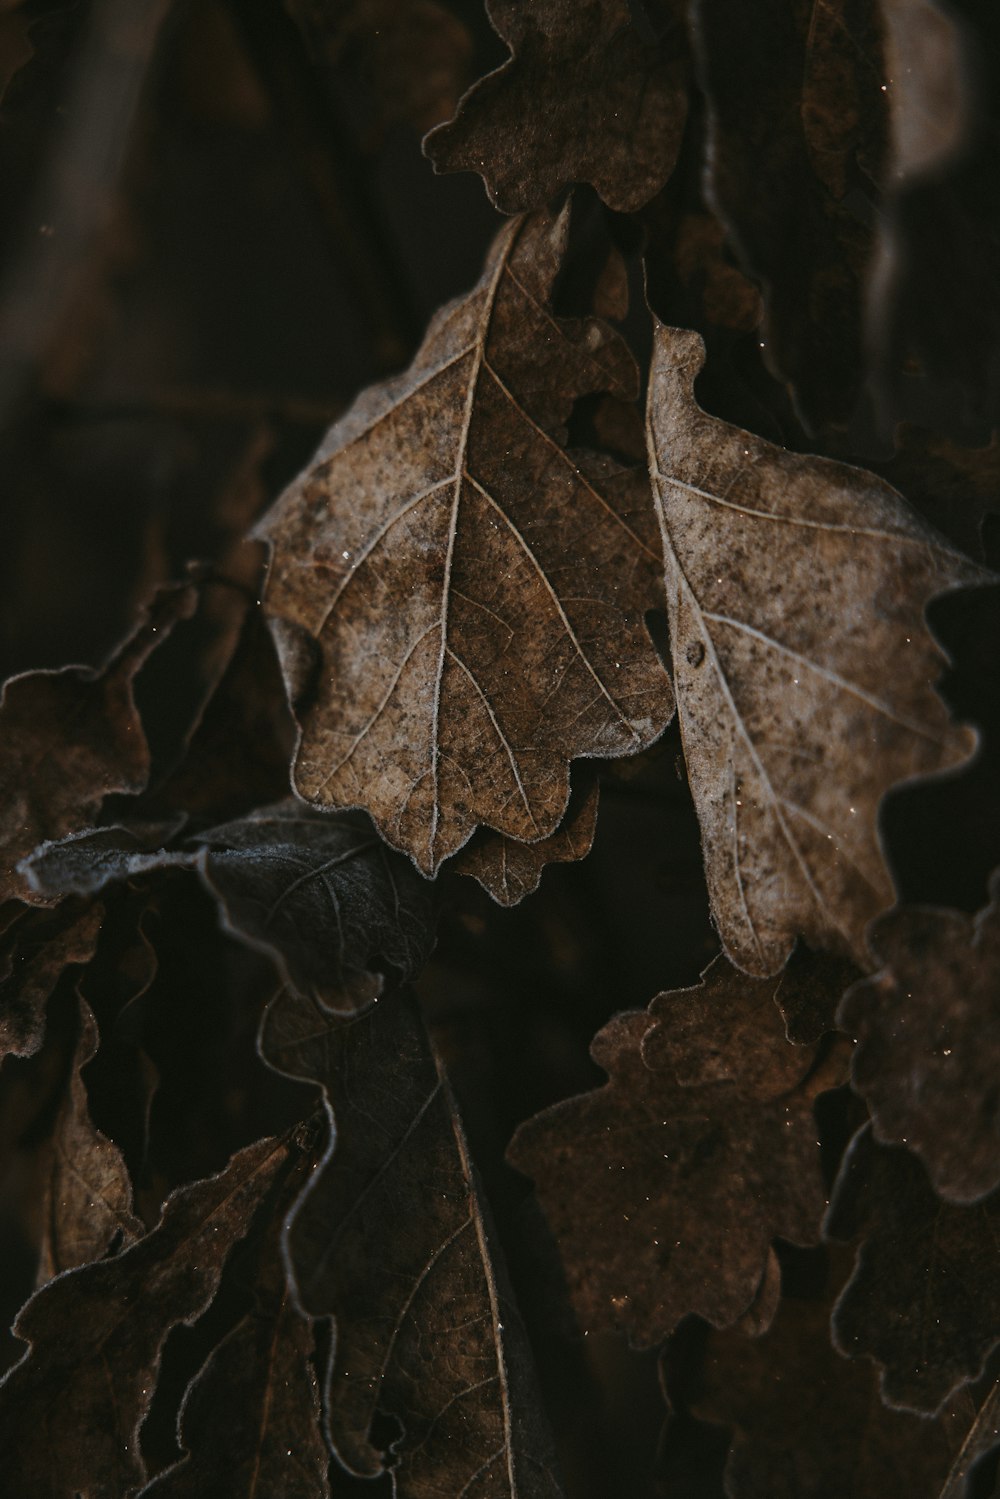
839 873 1000 1203
0 1133 291 1497
260 985 564 1497
255 207 673 875
508 992 839 1348
36 994 143 1284
645 321 987 977
826 1124 1000 1413
451 771 599 904
0 582 196 904
690 1250 975 1499
424 0 689 214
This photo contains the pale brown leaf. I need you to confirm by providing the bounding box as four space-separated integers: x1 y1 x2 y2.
645 321 987 976
255 208 673 875
451 773 599 904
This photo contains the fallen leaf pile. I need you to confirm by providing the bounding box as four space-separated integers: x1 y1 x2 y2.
0 0 998 1494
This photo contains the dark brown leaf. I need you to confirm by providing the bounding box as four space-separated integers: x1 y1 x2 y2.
255 207 673 874
876 425 1000 562
451 772 599 905
138 1151 329 1499
508 989 839 1347
0 582 196 904
774 946 861 1046
839 875 1000 1203
0 900 104 1062
424 0 689 214
826 1124 1000 1413
0 1133 291 1498
692 0 889 425
25 800 436 1012
36 994 142 1283
260 985 564 1497
645 321 987 976
691 1250 974 1499
936 1380 1000 1499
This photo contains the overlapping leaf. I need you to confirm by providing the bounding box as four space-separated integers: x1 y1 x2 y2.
509 970 840 1347
692 0 889 424
839 872 1000 1203
425 0 689 213
261 985 564 1497
254 206 674 876
138 1150 329 1499
0 583 196 904
646 321 986 976
826 1125 1000 1413
451 773 599 905
691 1251 975 1499
0 900 103 1062
0 1134 291 1497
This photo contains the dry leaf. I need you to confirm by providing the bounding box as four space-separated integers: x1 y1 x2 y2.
138 1150 329 1499
424 0 689 213
826 1125 1000 1414
451 772 599 905
0 1133 291 1497
645 321 986 976
509 992 838 1347
0 900 104 1062
0 582 196 904
255 207 673 874
260 985 564 1497
691 1250 975 1499
36 994 143 1283
839 874 1000 1203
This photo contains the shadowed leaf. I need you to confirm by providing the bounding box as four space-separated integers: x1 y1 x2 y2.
254 206 674 875
691 1250 975 1499
25 800 436 1013
0 900 104 1062
645 322 987 976
0 583 196 904
839 872 1000 1203
138 1149 329 1499
826 1124 1000 1413
0 1133 291 1498
425 0 689 213
260 985 564 1497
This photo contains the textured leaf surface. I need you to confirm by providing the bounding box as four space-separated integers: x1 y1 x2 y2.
425 0 688 213
509 988 837 1347
0 1134 290 1498
255 207 673 874
261 986 564 1497
451 774 599 905
827 1125 1000 1413
0 901 103 1062
839 873 1000 1203
646 322 986 976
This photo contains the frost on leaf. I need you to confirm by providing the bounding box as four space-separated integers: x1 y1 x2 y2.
645 321 987 977
255 206 673 875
